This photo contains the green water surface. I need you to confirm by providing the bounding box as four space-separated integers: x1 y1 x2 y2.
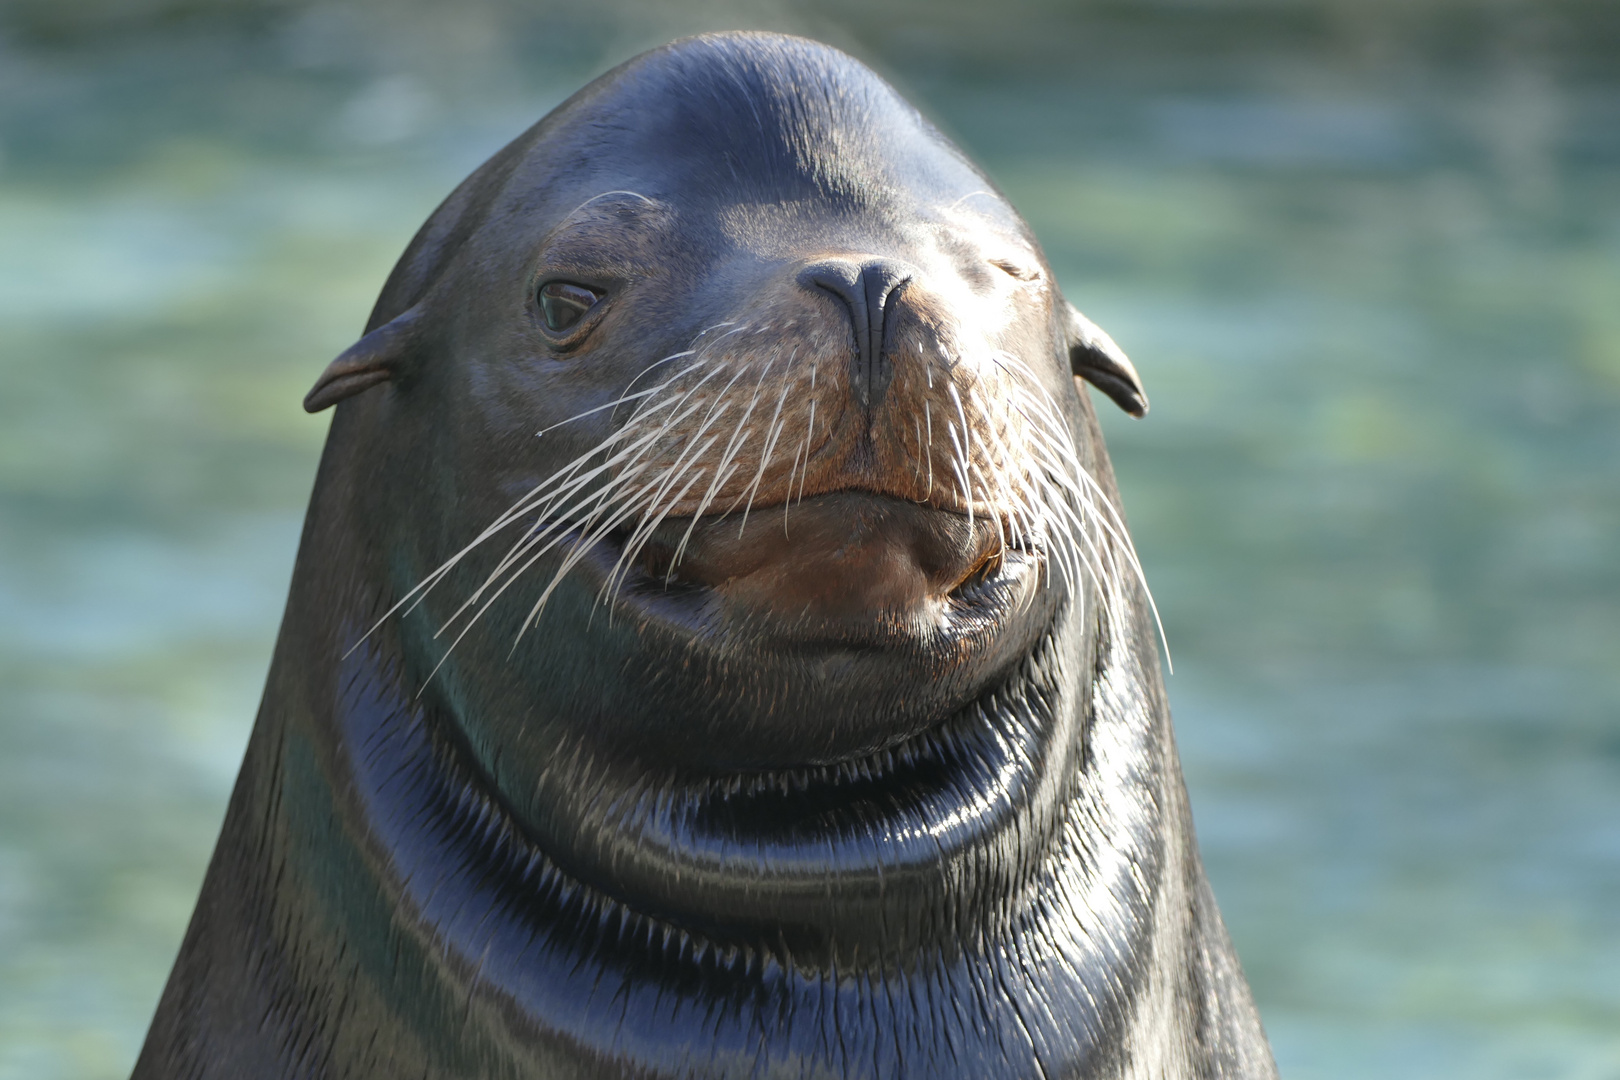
2 2 1618 1077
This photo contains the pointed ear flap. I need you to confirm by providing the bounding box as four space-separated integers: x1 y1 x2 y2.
303 306 423 414
1065 302 1148 418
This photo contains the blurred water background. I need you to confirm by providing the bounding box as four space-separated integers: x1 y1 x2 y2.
1 0 1617 1076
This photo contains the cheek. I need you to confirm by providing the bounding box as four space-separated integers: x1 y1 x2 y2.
925 263 1041 347
988 295 1056 360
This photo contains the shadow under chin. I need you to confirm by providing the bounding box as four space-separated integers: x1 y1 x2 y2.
388 614 1087 966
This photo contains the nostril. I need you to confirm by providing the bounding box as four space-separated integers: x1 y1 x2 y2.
860 260 913 316
797 259 862 305
798 256 916 409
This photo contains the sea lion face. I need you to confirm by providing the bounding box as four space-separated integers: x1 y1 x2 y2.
317 35 1144 957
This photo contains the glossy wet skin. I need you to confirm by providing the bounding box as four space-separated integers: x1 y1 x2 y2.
322 37 1107 951
135 35 1277 1079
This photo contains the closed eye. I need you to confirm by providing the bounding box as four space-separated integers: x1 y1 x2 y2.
990 258 1040 281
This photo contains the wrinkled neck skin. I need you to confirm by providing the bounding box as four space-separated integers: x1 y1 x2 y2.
136 392 1269 1079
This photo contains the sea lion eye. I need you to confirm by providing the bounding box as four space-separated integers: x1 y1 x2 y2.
538 281 602 332
990 258 1039 281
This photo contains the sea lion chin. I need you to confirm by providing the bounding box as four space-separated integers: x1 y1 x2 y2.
134 31 1276 1080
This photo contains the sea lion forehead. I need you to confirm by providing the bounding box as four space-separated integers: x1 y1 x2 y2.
545 33 989 213
508 33 1038 278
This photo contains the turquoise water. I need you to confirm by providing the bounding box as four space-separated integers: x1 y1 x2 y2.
2 3 1618 1077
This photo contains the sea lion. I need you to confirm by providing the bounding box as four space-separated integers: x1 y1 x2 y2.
133 32 1276 1079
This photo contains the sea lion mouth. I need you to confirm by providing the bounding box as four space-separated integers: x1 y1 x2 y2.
587 491 1033 646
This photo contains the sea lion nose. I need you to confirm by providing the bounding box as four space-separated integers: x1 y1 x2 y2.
798 256 915 409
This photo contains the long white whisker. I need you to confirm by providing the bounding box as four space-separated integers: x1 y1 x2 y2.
538 357 705 437
437 456 658 639
669 458 743 575
592 359 751 600
438 422 683 630
667 355 778 567
515 404 739 637
784 363 818 526
341 418 657 656
416 469 660 689
1012 402 1160 657
994 360 1166 653
604 422 727 592
946 420 972 527
1011 386 1157 593
728 349 799 534
946 381 975 532
924 400 934 500
425 354 736 642
797 396 816 506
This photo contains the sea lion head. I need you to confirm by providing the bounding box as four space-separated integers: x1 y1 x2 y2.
306 32 1149 962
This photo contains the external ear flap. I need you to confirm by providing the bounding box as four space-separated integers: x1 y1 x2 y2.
1065 302 1148 418
303 306 422 413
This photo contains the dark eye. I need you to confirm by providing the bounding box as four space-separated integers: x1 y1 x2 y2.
538 281 602 332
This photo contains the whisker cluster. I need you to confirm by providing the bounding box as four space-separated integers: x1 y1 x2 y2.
985 352 1169 661
354 329 1164 675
